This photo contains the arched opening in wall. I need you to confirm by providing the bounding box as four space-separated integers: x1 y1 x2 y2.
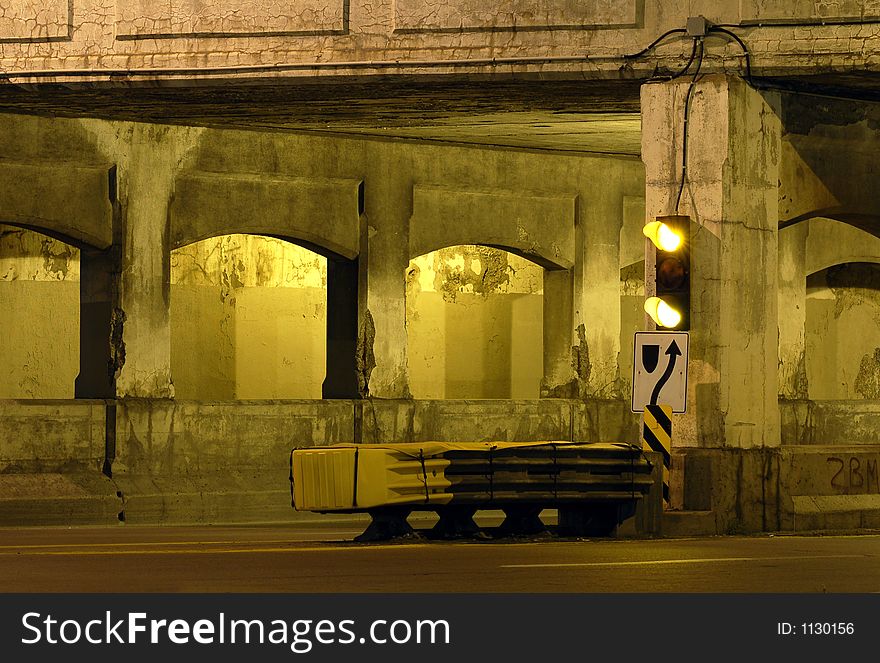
406 245 543 399
806 262 880 400
0 224 79 398
170 234 327 399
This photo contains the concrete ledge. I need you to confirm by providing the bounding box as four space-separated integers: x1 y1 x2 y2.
0 472 121 526
792 495 880 530
661 511 716 537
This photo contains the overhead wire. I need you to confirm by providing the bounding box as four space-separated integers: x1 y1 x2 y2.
674 38 705 214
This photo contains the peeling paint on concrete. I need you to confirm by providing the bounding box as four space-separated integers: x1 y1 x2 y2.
826 262 880 317
357 309 377 398
110 307 127 382
571 323 591 395
409 245 542 303
0 225 80 282
406 245 544 398
855 348 880 399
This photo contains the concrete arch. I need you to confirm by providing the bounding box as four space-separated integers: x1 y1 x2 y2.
0 161 114 250
800 217 880 276
169 171 363 259
408 184 576 270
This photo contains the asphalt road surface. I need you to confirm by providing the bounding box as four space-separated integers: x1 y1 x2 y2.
1 522 878 593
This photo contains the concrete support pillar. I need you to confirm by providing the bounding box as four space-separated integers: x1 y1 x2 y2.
323 256 360 399
361 171 410 399
541 268 576 397
642 74 781 449
574 189 624 398
74 242 121 399
113 126 204 398
778 223 809 399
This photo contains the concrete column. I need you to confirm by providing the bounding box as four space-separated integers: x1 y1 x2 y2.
541 268 576 397
113 125 204 398
574 188 624 398
360 166 410 399
642 74 781 449
778 223 809 399
323 256 360 399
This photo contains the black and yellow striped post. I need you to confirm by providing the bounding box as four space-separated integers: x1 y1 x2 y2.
642 404 672 507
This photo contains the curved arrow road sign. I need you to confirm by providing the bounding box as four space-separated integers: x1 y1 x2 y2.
632 331 689 413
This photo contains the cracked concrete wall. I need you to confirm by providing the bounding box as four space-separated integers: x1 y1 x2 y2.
0 225 79 398
3 2 880 81
406 245 543 399
643 75 781 449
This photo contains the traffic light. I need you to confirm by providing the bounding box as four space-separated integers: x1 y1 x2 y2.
643 214 690 330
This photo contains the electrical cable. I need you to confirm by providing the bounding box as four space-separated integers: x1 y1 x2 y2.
652 37 700 82
674 39 704 214
708 25 753 84
622 27 688 61
0 18 869 83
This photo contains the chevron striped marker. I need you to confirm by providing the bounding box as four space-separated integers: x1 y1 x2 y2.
642 404 672 507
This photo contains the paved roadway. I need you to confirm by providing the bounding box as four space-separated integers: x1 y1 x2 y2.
0 521 878 593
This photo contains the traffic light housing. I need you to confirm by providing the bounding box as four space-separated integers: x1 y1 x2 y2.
644 214 690 330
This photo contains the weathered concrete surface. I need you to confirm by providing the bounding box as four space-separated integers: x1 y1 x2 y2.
0 161 113 249
781 399 880 446
407 246 544 399
2 1 880 82
170 172 363 258
642 75 781 449
0 111 644 402
806 263 880 400
0 472 121 526
357 398 640 446
779 94 880 227
0 228 79 399
805 217 880 275
0 399 106 472
574 182 627 398
409 185 576 269
778 222 809 399
113 400 354 523
541 268 576 398
1 398 880 532
0 399 120 525
111 397 646 524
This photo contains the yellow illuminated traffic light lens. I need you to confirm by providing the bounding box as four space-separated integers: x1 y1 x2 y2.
643 221 682 252
644 296 682 328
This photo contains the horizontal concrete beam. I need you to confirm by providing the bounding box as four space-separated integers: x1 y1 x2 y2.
409 185 576 269
170 172 362 258
0 161 114 249
802 217 880 275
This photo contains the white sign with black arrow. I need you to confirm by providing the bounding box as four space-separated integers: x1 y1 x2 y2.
631 331 689 413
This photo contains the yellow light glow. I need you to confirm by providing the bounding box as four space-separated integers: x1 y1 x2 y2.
644 296 682 328
643 221 682 252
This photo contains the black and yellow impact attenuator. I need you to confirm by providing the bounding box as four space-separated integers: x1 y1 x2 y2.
642 404 672 506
